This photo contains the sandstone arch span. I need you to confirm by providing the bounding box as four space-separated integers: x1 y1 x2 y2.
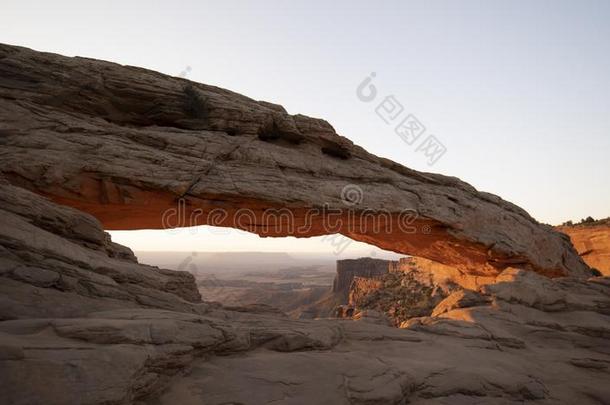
0 44 590 278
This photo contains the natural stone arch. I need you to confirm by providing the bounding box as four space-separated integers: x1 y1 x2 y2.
0 44 591 278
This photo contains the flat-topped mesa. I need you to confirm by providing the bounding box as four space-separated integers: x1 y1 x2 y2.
557 220 610 276
0 43 592 278
332 258 391 299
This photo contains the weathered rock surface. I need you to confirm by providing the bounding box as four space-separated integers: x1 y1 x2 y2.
558 223 610 275
0 181 203 320
348 276 385 306
340 257 498 325
154 268 610 405
348 269 449 326
0 43 592 278
1 179 609 404
332 257 391 299
391 256 498 290
1 44 609 404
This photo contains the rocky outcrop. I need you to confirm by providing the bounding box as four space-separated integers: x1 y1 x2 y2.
0 180 203 320
155 270 610 405
1 175 609 404
348 271 446 326
346 254 610 327
332 257 391 298
390 256 497 290
348 277 385 306
345 258 466 325
0 43 592 278
0 179 345 403
1 44 609 404
558 224 610 275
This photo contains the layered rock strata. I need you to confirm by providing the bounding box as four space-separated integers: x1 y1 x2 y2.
1 161 609 405
1 44 609 404
558 223 610 276
0 43 592 278
332 257 391 298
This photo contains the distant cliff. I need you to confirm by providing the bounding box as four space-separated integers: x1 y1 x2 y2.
557 223 610 276
332 258 392 299
344 257 498 325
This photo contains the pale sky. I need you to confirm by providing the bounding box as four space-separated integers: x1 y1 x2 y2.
3 0 609 254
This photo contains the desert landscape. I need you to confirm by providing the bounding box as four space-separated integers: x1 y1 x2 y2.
0 42 608 404
1 3 610 404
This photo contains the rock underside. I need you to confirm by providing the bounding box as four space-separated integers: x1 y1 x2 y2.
0 44 609 404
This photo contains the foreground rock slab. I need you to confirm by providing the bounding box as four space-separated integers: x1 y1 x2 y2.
2 269 609 405
156 270 610 405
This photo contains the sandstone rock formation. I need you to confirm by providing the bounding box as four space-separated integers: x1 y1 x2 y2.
306 257 393 319
390 256 498 290
558 221 610 276
2 181 609 404
348 276 385 306
348 269 448 326
332 257 391 299
344 257 490 325
0 181 203 320
0 43 592 278
1 44 609 404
